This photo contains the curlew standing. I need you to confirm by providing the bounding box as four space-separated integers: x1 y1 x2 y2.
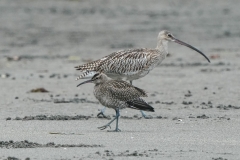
77 73 154 132
75 30 210 117
75 30 210 83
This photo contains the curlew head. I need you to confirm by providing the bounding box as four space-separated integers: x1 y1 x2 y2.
158 30 176 42
77 73 108 87
158 30 210 63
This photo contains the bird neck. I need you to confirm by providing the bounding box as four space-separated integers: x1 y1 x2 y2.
94 75 109 85
94 81 104 86
156 39 168 56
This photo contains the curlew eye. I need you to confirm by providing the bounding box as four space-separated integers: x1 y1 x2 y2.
167 34 172 38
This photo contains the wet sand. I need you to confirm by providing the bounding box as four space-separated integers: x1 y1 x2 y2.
1 0 240 159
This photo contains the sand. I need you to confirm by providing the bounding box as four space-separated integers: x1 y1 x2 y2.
1 0 240 159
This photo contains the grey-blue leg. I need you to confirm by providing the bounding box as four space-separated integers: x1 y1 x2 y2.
140 110 152 119
98 108 121 132
112 108 121 132
97 107 108 118
130 80 133 85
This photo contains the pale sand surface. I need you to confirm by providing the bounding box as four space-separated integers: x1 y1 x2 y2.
0 0 240 159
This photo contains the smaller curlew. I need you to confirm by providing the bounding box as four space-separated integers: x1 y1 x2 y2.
77 73 154 132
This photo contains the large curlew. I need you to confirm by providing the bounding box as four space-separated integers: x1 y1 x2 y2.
77 73 154 132
75 30 210 82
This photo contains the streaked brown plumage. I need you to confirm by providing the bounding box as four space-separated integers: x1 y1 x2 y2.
75 30 210 119
77 73 154 132
75 30 210 82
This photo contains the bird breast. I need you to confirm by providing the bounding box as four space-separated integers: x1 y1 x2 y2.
94 84 127 109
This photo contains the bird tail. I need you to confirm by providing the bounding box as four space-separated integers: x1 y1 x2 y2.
75 71 98 80
75 59 103 71
126 99 154 112
75 60 104 80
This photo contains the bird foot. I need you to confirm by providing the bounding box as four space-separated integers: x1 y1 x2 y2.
107 128 121 132
98 123 111 130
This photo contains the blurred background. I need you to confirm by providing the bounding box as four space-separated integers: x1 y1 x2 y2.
0 0 239 62
1 1 240 159
0 0 240 108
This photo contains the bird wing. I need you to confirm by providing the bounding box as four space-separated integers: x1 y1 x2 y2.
126 98 154 112
105 80 148 102
74 52 121 80
75 54 111 71
75 48 159 80
97 48 159 74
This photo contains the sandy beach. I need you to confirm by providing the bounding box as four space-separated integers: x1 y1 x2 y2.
1 0 240 159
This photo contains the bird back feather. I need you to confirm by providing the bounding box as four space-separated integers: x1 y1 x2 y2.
126 99 154 112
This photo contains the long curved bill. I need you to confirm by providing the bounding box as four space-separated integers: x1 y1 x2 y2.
77 79 93 87
172 38 210 63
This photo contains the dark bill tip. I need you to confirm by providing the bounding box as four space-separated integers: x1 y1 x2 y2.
77 79 93 87
173 38 211 63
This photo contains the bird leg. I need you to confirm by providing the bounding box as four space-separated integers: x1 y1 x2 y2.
97 107 108 118
130 80 133 85
98 108 121 132
140 110 152 119
110 108 121 132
